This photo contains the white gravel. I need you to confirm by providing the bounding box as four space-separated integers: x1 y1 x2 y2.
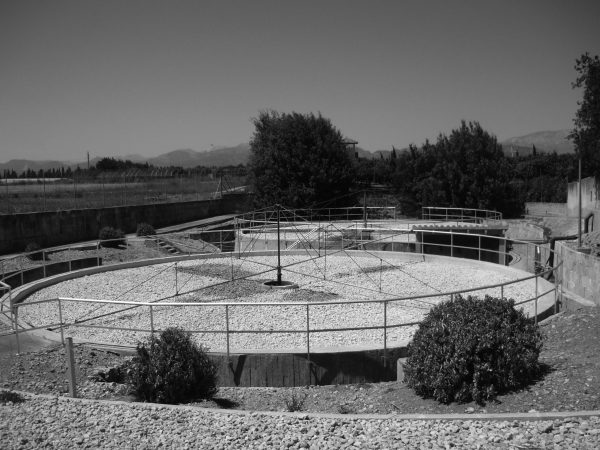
20 253 539 352
2 396 600 449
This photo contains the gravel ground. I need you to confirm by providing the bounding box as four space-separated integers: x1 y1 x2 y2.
19 254 538 351
2 302 599 448
2 396 600 449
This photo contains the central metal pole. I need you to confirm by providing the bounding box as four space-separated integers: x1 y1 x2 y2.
277 204 282 284
578 156 582 248
363 191 367 228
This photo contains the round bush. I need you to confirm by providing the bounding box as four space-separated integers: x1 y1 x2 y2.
403 295 544 405
99 226 125 248
136 222 156 237
128 327 218 404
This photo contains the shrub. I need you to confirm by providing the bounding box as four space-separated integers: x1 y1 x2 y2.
0 390 26 404
136 223 156 237
24 242 44 261
99 226 125 248
403 295 544 405
283 390 307 412
128 327 217 404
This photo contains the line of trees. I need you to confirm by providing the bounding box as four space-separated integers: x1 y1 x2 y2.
247 52 598 217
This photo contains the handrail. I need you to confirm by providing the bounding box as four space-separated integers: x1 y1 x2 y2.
9 229 562 360
421 206 503 222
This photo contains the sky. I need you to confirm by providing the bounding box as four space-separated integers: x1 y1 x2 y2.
1 0 599 162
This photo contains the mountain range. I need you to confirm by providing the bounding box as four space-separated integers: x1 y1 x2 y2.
0 130 575 173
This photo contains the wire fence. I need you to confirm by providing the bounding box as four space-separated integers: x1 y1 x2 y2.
2 208 562 358
0 172 247 214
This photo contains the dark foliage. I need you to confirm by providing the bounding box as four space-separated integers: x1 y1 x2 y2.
99 226 125 248
128 327 218 404
24 242 44 261
390 121 522 217
404 295 544 405
249 110 357 208
136 223 156 237
0 390 26 404
570 53 600 181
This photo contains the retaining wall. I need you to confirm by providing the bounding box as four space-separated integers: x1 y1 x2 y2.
525 202 567 217
556 241 600 306
503 220 547 241
0 194 253 255
567 176 599 217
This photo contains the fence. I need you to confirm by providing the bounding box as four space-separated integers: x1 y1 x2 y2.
421 206 502 222
0 173 247 214
5 225 561 358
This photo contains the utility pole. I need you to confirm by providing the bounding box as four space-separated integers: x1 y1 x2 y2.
578 156 582 249
276 204 282 285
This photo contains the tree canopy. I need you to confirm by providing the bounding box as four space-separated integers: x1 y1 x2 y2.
569 52 600 180
392 121 520 216
248 111 356 208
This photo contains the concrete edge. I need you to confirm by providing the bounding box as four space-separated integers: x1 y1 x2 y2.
2 390 599 422
560 288 596 308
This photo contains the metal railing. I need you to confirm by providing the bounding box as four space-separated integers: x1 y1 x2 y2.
8 230 562 359
422 206 503 222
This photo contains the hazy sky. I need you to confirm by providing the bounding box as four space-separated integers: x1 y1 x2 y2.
1 0 599 162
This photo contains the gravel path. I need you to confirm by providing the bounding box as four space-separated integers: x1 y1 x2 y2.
20 254 539 351
2 395 600 449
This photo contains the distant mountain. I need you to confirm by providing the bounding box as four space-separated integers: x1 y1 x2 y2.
0 159 70 173
500 130 574 156
147 144 251 167
1 142 401 174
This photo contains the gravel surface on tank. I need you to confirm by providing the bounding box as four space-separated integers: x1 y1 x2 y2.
21 253 538 351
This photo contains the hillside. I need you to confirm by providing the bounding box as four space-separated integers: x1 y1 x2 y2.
500 129 574 156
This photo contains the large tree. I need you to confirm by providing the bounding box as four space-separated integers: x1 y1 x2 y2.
569 53 600 180
392 121 520 217
248 111 356 208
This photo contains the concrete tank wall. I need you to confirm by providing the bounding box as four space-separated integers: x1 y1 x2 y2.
556 241 600 306
567 176 599 217
525 202 566 217
0 194 253 255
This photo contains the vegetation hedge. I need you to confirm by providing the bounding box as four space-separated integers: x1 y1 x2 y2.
136 222 156 237
404 295 544 405
99 226 125 248
128 327 217 404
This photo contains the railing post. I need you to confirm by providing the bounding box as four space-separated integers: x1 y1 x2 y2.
149 305 154 335
66 337 78 398
379 258 383 292
58 298 65 345
323 227 327 280
68 259 72 272
225 305 230 360
175 262 178 295
501 284 504 300
96 242 100 267
450 232 454 258
534 275 539 325
14 304 20 355
42 251 46 278
306 304 311 385
383 301 388 368
478 235 482 261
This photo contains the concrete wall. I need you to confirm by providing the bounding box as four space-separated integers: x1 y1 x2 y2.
525 202 566 217
502 220 547 241
210 347 404 387
556 241 600 306
2 257 100 288
0 194 253 255
567 176 599 217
